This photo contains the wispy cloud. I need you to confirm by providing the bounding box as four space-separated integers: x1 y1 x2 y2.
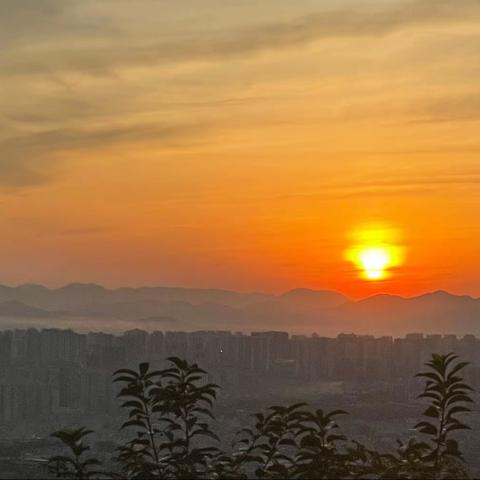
1 0 479 76
1 0 479 190
0 123 204 188
277 173 480 200
418 94 480 123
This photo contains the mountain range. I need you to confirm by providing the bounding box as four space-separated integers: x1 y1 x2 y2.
0 283 478 336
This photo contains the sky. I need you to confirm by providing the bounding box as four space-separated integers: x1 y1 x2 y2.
1 0 480 298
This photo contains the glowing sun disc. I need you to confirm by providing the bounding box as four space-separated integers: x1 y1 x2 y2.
365 270 383 279
345 227 404 281
358 247 390 280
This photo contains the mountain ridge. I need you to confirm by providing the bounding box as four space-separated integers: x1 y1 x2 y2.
1 282 477 301
0 283 478 336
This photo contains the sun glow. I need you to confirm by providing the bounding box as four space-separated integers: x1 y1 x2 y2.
346 226 405 281
358 247 391 280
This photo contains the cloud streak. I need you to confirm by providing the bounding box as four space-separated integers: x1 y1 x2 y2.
419 94 480 123
1 0 479 189
1 0 480 76
0 123 204 188
277 173 480 201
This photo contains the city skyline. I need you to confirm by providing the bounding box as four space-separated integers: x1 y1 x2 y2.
1 325 478 422
1 324 479 478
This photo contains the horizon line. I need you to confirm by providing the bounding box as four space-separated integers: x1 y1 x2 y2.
0 281 478 303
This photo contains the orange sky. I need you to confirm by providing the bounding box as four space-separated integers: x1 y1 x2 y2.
1 0 480 298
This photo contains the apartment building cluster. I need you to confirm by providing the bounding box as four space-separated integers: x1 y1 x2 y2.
0 328 479 425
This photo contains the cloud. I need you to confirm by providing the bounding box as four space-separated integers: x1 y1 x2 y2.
55 226 114 237
0 0 105 48
418 94 480 123
1 0 479 189
0 123 204 189
221 0 480 56
277 173 480 200
1 0 479 76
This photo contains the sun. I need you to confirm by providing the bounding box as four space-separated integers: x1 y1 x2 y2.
345 226 405 281
357 247 390 280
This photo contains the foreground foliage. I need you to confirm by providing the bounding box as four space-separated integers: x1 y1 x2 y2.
48 428 101 479
49 353 474 479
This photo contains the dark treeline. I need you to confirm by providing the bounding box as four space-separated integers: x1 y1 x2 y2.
48 353 473 479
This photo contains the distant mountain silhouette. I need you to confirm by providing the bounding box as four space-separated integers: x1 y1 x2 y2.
0 283 267 310
0 283 478 335
331 290 480 335
0 300 52 318
280 288 348 308
244 288 348 331
75 300 246 324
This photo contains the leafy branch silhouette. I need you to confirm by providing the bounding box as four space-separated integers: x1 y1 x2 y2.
48 353 474 479
48 428 102 479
